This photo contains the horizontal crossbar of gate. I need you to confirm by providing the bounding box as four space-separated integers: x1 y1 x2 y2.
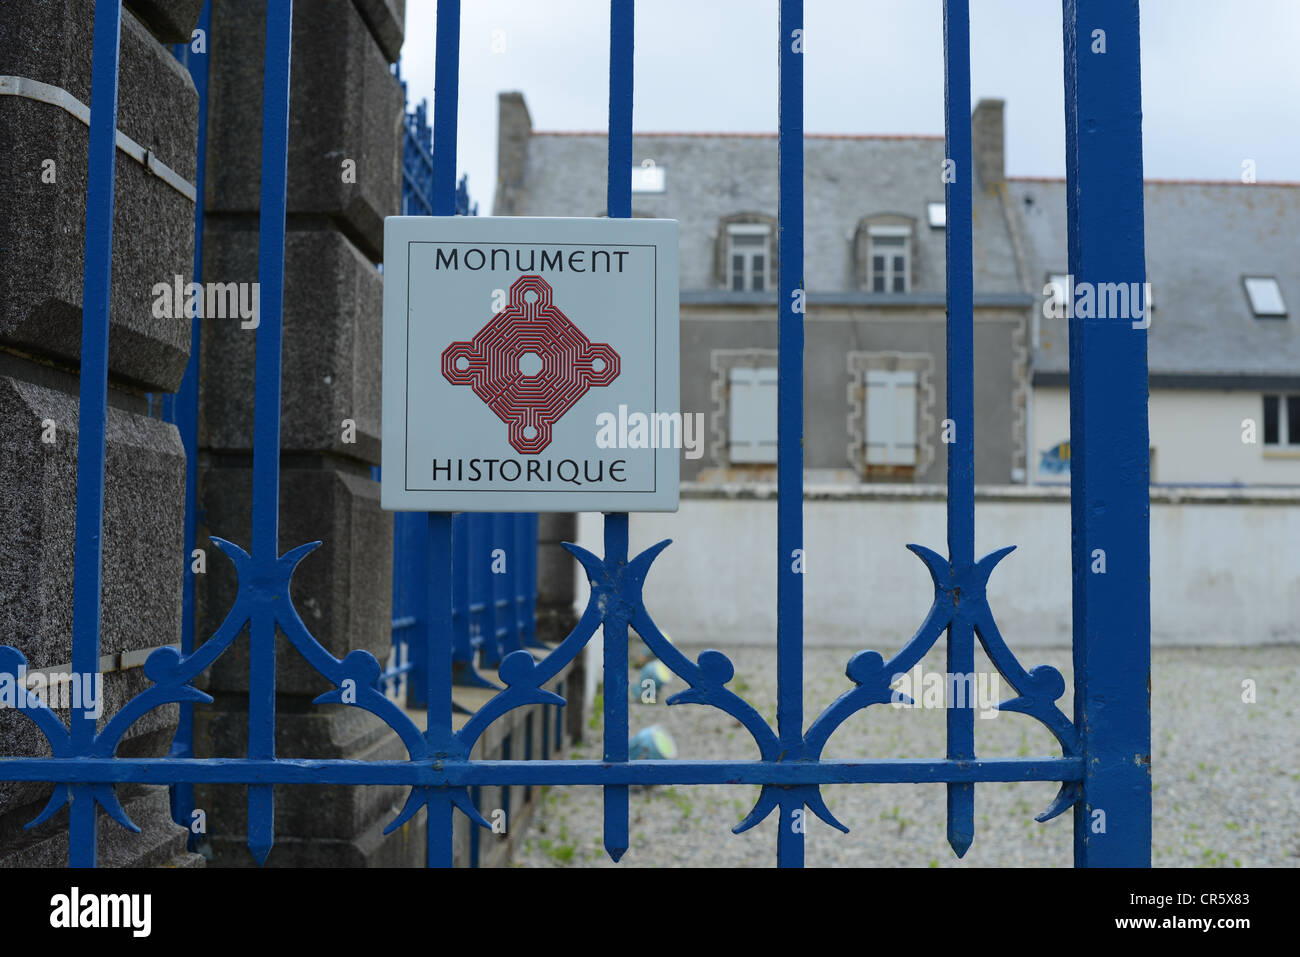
0 758 1082 786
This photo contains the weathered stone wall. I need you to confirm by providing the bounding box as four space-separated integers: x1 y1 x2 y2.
192 0 408 867
0 0 204 866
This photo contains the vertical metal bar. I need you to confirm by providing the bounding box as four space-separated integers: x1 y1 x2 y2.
68 0 124 869
942 0 976 859
607 0 634 221
1063 0 1151 867
407 514 431 708
601 512 630 862
449 513 473 684
245 0 294 867
166 0 212 841
524 712 534 802
469 784 482 867
776 0 805 869
602 0 635 865
512 514 526 646
555 679 565 751
427 0 461 868
431 0 461 219
523 514 543 647
473 514 502 668
426 512 455 866
494 514 520 655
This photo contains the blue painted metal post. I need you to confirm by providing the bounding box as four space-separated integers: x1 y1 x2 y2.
405 513 431 708
68 0 124 868
493 514 520 655
165 0 212 841
776 0 805 869
472 514 503 669
522 515 543 648
603 0 635 864
450 513 480 686
245 0 295 866
425 512 455 866
427 0 461 868
942 0 976 859
1063 0 1151 866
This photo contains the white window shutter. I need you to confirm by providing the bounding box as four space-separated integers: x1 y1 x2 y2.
891 371 918 464
865 370 892 465
729 366 778 463
865 369 918 466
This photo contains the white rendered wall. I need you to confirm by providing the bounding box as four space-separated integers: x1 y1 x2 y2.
1032 386 1300 486
575 487 1300 695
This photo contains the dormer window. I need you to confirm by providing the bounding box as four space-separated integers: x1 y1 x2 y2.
868 226 911 293
1244 276 1287 317
727 224 771 292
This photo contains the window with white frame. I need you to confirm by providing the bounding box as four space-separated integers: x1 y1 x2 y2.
728 366 778 463
727 224 771 292
868 226 911 293
1244 276 1287 317
1262 394 1300 447
865 369 918 465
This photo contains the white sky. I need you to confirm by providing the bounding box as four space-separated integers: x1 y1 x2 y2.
397 0 1300 214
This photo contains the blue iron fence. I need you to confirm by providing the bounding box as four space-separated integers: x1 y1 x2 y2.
382 512 540 707
0 0 1150 868
395 65 477 218
377 79 528 710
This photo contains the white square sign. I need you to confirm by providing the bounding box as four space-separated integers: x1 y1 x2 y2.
381 216 680 512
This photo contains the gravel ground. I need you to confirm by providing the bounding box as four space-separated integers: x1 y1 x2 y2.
515 644 1299 867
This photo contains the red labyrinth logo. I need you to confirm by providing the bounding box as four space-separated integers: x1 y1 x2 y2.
441 275 621 454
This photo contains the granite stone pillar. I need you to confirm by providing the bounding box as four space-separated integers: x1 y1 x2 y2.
193 0 409 866
0 0 203 866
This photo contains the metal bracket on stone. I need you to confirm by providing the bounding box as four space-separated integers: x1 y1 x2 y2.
19 644 182 689
0 74 197 203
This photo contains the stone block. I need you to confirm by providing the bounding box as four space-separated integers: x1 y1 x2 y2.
199 227 382 463
125 0 207 44
195 702 423 866
0 376 185 668
0 784 201 868
206 0 403 260
0 376 185 810
351 0 406 63
207 802 424 867
194 706 415 841
0 2 197 392
0 665 182 819
195 466 393 696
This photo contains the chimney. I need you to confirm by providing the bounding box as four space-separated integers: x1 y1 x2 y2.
495 92 533 215
971 98 1005 192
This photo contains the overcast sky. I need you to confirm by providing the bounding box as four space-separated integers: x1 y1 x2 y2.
397 1 1300 214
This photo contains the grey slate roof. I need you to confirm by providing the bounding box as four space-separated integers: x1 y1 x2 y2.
510 131 1024 295
1009 178 1300 380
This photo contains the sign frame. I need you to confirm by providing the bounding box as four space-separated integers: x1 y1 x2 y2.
381 215 680 513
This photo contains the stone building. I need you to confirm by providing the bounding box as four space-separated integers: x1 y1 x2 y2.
495 93 1033 487
1013 177 1300 485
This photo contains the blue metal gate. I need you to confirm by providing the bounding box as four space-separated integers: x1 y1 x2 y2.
0 0 1150 867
